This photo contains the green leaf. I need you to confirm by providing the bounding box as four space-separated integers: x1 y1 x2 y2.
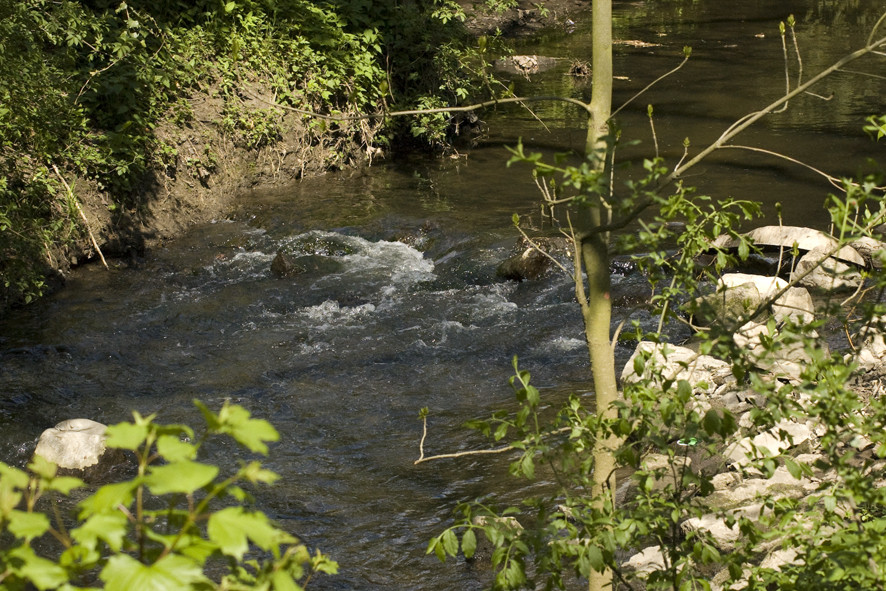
240 460 279 485
441 528 458 556
0 462 29 490
703 409 722 436
146 461 218 495
72 512 129 552
208 506 295 560
105 421 149 450
272 569 300 591
45 475 85 495
28 454 58 479
462 528 477 558
784 457 803 479
8 509 50 540
213 402 279 454
8 545 68 590
100 553 208 591
156 434 197 462
79 481 139 518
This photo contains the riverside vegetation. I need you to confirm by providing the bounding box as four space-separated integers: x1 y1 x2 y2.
418 6 886 591
0 0 515 311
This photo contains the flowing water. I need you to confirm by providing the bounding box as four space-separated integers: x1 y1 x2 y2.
2 1 885 589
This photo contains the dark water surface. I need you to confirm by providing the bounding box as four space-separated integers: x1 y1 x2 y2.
2 1 886 589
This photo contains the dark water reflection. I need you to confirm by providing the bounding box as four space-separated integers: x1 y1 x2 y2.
1 1 886 589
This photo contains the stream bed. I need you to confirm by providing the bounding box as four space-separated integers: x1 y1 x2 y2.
2 1 886 588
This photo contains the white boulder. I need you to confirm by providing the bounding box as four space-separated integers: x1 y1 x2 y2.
34 418 109 470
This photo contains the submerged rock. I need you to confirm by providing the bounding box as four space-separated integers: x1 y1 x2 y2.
496 237 571 282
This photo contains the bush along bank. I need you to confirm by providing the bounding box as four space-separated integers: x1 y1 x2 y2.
0 0 508 314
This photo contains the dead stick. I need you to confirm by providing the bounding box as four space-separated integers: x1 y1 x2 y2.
51 164 109 270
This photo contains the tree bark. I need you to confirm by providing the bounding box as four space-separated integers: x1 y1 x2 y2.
585 1 616 590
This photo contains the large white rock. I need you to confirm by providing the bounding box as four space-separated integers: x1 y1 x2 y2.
850 315 886 375
34 418 108 470
712 226 865 266
694 274 815 327
724 420 815 467
792 247 863 291
681 503 764 551
624 545 666 573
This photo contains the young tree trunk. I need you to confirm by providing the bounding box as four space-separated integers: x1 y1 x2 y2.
584 1 616 590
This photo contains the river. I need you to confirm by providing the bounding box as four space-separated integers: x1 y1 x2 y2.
1 1 885 589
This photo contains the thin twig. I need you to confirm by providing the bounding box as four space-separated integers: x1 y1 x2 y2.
611 54 690 119
51 164 108 270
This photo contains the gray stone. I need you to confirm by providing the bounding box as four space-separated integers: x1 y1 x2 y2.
693 274 814 327
712 226 865 266
681 503 763 551
622 341 733 395
725 420 815 467
849 236 886 268
624 546 666 574
34 418 109 470
792 247 863 291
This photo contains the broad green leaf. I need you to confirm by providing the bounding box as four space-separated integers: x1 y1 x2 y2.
9 545 68 589
45 475 85 495
156 434 197 462
105 422 149 450
441 528 458 556
28 454 57 479
100 553 208 591
461 528 477 558
72 512 129 552
8 509 50 540
78 481 139 519
208 506 295 560
784 457 803 479
702 409 722 436
272 569 300 591
240 460 279 485
0 479 23 516
217 403 279 454
146 461 218 495
0 462 29 490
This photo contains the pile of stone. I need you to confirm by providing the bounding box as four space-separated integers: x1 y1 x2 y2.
619 226 886 587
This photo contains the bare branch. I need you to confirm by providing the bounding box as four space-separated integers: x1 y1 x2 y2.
611 53 691 119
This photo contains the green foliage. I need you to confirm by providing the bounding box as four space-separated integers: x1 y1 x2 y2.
0 400 336 590
1 0 499 306
434 98 886 588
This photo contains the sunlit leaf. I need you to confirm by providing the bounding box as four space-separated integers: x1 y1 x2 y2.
8 545 68 590
208 506 295 560
105 421 149 450
156 434 197 462
72 511 129 552
8 509 50 540
78 480 139 519
462 528 477 558
100 553 208 591
146 461 218 495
